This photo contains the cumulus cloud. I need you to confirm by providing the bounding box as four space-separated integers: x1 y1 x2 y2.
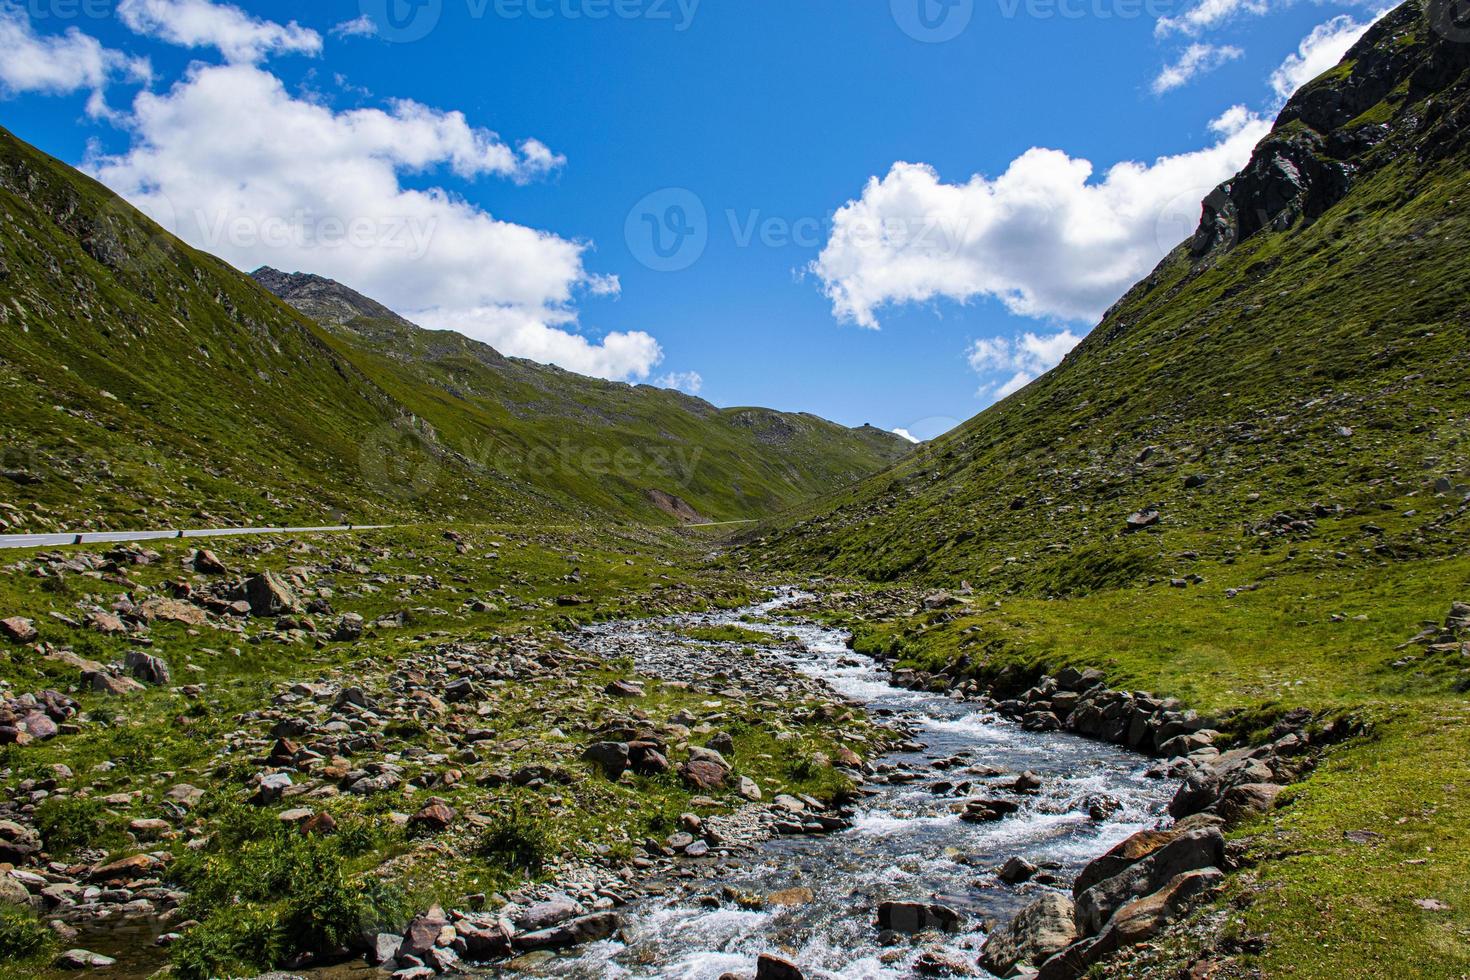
891 428 921 443
1269 13 1381 103
968 329 1083 399
0 5 150 99
330 15 378 39
117 0 321 63
1153 43 1244 94
1156 0 1271 37
87 62 658 381
655 371 704 395
811 106 1271 329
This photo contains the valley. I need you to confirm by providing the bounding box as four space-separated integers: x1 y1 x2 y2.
1 0 1469 978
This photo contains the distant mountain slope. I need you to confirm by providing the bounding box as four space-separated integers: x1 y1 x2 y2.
0 131 908 532
757 0 1470 590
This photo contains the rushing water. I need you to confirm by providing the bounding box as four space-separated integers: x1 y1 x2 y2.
503 593 1177 979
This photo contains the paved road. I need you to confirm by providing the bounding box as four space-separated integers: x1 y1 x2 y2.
0 525 391 551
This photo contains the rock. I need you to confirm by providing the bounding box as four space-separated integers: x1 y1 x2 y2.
876 901 962 934
914 949 977 976
245 571 300 616
0 820 43 862
55 949 117 969
191 549 229 574
408 803 457 833
300 812 338 836
1074 829 1181 896
582 741 630 779
85 611 128 635
513 911 620 950
1217 782 1284 825
514 897 581 932
139 598 207 626
1125 509 1160 532
0 871 35 907
371 933 403 966
978 892 1079 976
604 680 644 698
88 853 159 882
756 953 804 980
998 856 1038 884
767 887 815 906
332 613 365 642
680 760 727 791
688 745 730 769
1074 829 1224 935
1167 770 1221 819
737 776 762 801
253 772 293 804
0 617 37 643
400 907 449 958
125 649 171 685
83 670 145 696
165 783 206 809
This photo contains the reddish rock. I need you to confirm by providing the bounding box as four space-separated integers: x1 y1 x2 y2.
680 760 728 791
0 618 38 643
409 802 457 833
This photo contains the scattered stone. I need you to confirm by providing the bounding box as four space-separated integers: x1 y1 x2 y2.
0 617 37 643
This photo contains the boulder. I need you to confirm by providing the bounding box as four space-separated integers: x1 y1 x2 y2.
245 571 300 616
0 820 42 863
512 911 619 950
408 803 457 833
399 906 449 958
0 617 37 643
1217 782 1285 825
332 613 365 642
83 670 144 696
125 650 171 686
55 949 116 970
877 901 962 934
1074 829 1224 935
190 549 229 574
582 741 630 779
139 598 206 627
978 892 1079 977
756 953 804 980
680 760 727 791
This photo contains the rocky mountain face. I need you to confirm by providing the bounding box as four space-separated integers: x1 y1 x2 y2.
0 129 908 531
758 0 1470 590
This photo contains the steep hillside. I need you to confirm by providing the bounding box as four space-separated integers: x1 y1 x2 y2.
759 0 1470 592
251 267 911 524
0 130 907 532
749 5 1470 976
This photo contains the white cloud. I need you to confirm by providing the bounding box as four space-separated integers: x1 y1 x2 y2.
87 62 658 381
1269 13 1380 103
330 15 378 39
0 6 150 99
117 0 321 63
655 371 704 395
811 106 1271 329
891 428 921 443
1156 0 1270 37
416 306 663 382
1153 43 1244 94
968 329 1083 399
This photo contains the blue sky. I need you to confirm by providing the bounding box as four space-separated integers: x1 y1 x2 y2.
1 0 1387 439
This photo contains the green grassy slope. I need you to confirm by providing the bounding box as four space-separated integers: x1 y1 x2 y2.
252 267 911 525
0 138 907 532
752 3 1470 975
758 0 1469 590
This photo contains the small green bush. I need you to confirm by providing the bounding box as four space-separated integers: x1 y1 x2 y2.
0 906 53 963
32 796 118 855
475 806 553 874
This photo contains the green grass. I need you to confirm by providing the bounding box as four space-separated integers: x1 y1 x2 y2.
749 5 1470 975
0 125 906 534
